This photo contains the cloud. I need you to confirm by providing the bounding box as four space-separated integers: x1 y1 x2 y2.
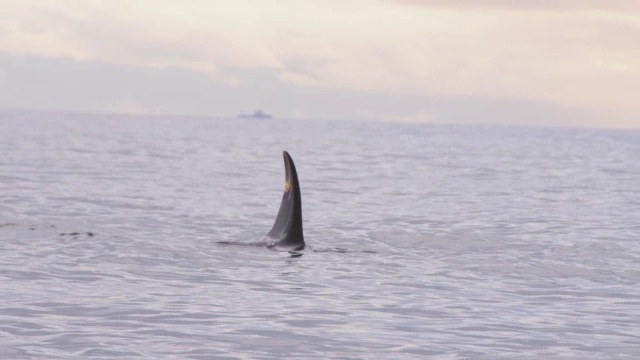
395 0 640 12
0 0 638 127
0 2 220 74
0 53 605 127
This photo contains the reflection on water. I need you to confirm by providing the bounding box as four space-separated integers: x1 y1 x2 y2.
1 110 639 358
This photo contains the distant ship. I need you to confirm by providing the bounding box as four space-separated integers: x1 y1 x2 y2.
238 110 272 119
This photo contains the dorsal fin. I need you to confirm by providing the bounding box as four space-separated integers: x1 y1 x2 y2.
265 151 305 251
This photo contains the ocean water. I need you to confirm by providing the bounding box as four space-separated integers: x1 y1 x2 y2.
1 109 639 359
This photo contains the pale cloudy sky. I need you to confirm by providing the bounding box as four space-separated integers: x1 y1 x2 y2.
0 0 638 128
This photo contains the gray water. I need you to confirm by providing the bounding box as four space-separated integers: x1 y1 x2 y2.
1 109 639 359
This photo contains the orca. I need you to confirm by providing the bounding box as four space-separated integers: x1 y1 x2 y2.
216 151 372 254
264 151 305 252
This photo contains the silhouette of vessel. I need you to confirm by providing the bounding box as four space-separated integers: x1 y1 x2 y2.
238 110 272 119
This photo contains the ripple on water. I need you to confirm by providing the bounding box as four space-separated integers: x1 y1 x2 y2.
1 113 639 358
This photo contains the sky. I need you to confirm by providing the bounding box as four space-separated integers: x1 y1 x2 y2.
0 0 638 128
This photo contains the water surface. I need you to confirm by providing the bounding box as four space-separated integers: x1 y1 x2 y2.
1 110 639 358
